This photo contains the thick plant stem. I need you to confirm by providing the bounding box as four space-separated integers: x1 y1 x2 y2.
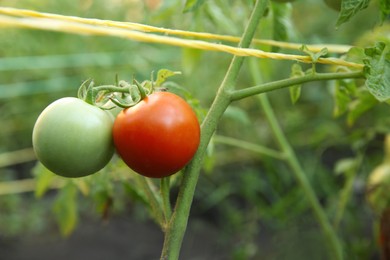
160 1 269 259
249 60 344 260
231 70 364 101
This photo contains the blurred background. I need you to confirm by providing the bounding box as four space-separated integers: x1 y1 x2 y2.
0 0 389 259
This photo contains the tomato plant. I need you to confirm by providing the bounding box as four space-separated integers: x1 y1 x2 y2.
113 91 200 178
32 97 114 178
2 0 389 259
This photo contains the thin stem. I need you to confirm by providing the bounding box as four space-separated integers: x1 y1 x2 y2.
333 154 363 229
135 175 164 228
231 70 364 101
93 85 130 93
213 135 285 160
333 171 356 229
160 1 269 259
249 59 344 260
161 177 172 226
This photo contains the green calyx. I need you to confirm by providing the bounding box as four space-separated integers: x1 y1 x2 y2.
76 69 181 110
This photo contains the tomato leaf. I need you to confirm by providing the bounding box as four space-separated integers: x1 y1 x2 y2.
72 178 90 196
336 0 370 27
332 78 357 117
183 0 206 13
32 162 55 198
52 182 78 236
155 69 181 87
363 42 390 102
345 46 365 64
289 64 305 104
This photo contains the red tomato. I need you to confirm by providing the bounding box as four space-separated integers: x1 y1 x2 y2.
113 92 200 178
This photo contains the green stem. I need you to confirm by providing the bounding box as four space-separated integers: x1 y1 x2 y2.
134 80 147 99
94 85 131 93
213 135 285 160
333 154 362 229
249 59 344 260
160 1 269 259
161 177 172 226
135 175 164 227
333 170 356 229
231 70 364 101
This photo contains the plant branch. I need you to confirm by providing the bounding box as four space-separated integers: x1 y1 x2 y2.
213 135 285 160
135 175 164 228
249 59 344 260
231 70 364 101
160 1 269 259
161 177 172 226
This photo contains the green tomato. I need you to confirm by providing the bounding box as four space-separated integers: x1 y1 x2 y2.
33 97 114 178
323 0 341 11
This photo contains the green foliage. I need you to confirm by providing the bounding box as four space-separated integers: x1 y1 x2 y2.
271 2 292 52
52 182 78 236
379 0 390 23
0 0 389 258
183 0 207 13
289 63 304 103
336 0 370 27
363 42 390 102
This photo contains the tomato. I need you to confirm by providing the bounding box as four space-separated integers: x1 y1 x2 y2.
323 0 341 11
33 97 115 178
113 92 200 178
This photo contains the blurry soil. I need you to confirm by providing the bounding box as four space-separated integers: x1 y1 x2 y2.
1 214 227 260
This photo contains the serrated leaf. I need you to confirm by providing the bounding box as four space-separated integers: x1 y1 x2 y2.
363 42 390 102
183 0 206 13
336 0 370 27
155 69 181 87
289 64 305 104
345 47 365 64
52 182 78 236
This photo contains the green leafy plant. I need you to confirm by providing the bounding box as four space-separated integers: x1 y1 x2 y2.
0 0 389 259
